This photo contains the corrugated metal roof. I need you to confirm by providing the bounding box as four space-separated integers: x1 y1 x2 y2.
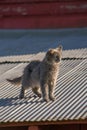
0 48 87 125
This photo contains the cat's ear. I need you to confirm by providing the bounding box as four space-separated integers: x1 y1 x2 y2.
57 45 63 52
47 49 54 56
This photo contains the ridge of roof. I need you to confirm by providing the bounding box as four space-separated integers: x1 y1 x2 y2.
0 48 87 63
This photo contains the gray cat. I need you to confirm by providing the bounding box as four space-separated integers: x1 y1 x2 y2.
7 45 62 102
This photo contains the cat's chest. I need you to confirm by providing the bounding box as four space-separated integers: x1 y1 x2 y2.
44 65 58 79
48 68 57 79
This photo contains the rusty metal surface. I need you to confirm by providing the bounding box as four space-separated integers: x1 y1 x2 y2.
0 1 87 29
0 2 87 17
0 48 87 124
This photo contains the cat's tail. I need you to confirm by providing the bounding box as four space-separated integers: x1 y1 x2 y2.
6 76 22 86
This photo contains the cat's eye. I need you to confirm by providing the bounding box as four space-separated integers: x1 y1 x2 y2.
55 55 59 59
55 55 60 62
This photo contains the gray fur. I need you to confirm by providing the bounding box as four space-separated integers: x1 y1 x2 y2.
7 45 62 102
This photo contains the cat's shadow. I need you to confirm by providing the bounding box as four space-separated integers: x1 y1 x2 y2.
0 96 43 107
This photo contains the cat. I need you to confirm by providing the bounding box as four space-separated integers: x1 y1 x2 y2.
7 45 63 102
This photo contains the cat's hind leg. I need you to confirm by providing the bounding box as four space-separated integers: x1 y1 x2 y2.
32 87 42 98
19 86 25 99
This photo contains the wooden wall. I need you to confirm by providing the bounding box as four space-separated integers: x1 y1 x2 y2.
0 0 87 29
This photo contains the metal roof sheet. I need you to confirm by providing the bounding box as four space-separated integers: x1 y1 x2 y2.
0 48 87 125
0 63 18 75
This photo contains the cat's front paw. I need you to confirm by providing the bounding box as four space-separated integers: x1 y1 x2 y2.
37 93 42 98
49 96 56 101
43 97 49 102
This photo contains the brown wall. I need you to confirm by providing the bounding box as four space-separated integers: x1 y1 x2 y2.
0 126 28 130
81 125 87 130
0 0 87 29
0 124 87 130
29 125 87 130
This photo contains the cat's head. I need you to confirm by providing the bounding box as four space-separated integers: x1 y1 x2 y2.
45 45 63 64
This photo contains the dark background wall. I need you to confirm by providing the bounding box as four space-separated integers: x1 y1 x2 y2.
0 0 87 29
0 124 87 130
